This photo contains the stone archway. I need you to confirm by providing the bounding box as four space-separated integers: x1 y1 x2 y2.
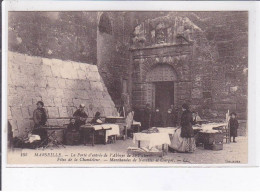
145 64 178 115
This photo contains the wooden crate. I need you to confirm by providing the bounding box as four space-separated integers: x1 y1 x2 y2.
199 132 224 145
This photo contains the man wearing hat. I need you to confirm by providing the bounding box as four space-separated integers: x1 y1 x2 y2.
73 104 88 130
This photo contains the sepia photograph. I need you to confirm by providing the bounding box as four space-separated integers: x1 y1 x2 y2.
5 9 249 166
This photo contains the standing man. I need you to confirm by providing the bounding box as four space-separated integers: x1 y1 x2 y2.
142 103 152 130
32 101 49 141
166 108 175 127
169 104 177 127
152 107 163 127
73 104 88 130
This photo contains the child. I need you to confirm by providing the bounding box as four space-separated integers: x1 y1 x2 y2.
229 112 239 143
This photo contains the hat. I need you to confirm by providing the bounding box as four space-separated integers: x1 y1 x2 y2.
230 112 237 116
36 101 44 107
79 104 85 108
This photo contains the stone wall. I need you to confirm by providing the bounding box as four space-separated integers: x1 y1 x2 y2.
8 51 117 137
97 12 132 109
130 12 248 120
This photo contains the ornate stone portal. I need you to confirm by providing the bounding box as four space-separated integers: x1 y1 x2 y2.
130 14 201 111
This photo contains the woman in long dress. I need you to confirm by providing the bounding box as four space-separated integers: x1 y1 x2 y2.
169 104 196 153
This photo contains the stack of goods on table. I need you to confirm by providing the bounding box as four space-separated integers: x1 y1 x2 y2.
141 127 159 134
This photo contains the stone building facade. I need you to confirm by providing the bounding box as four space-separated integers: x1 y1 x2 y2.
8 11 248 136
130 12 248 120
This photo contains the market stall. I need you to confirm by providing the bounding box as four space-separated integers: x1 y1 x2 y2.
80 124 120 146
128 130 171 156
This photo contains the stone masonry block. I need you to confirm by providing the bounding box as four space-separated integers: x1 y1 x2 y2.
56 88 65 98
65 79 77 89
77 69 86 80
53 98 62 106
12 53 26 64
46 88 57 97
90 81 103 91
11 107 22 119
40 65 53 77
58 107 69 117
35 87 48 98
60 61 73 79
21 96 33 106
72 98 84 107
57 79 67 89
9 95 23 107
25 54 42 65
72 61 80 70
46 107 59 118
20 64 36 76
46 77 59 88
51 59 63 78
66 107 75 116
42 58 53 66
21 107 30 119
62 98 74 107
13 74 29 87
8 51 15 61
79 63 87 72
41 98 55 107
73 90 86 100
63 89 75 99
28 106 35 117
76 80 86 90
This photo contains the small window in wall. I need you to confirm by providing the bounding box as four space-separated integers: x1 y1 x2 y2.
99 13 112 35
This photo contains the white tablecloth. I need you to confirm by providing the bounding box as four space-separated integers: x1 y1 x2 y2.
200 122 227 133
133 133 171 148
82 124 120 142
100 124 120 137
132 121 141 126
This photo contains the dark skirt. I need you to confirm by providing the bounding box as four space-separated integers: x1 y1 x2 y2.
230 128 237 137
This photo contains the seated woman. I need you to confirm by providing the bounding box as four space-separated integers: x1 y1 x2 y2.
91 112 103 124
65 118 80 145
169 104 196 153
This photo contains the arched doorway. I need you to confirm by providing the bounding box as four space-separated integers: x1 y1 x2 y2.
146 64 178 126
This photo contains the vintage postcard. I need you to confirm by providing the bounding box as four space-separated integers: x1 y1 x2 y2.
2 1 255 168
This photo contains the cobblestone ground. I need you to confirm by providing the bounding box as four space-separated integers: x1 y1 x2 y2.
8 136 247 165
